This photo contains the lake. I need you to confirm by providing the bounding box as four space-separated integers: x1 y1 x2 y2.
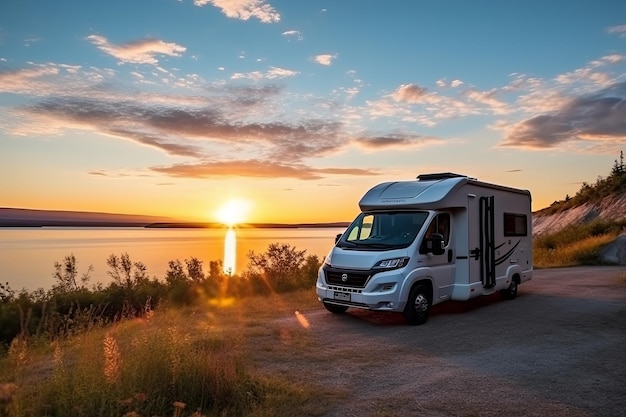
0 227 345 292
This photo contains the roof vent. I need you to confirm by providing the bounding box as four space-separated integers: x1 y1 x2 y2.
417 173 467 181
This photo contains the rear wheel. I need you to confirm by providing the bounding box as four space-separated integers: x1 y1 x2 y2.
403 284 431 325
323 302 349 314
500 278 518 300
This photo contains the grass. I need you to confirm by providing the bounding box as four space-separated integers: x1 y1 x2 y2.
533 219 626 268
0 289 323 417
533 233 617 268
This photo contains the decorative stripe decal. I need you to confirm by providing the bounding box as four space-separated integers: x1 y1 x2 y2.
495 240 521 266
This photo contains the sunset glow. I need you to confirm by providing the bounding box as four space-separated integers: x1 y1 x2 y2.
215 199 252 227
1 2 625 221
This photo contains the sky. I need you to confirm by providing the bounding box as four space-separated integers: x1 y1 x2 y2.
1 0 625 224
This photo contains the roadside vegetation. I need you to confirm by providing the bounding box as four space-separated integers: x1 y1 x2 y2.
534 151 626 268
533 218 626 267
0 243 323 417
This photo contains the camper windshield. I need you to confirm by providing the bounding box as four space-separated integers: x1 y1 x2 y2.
338 211 429 249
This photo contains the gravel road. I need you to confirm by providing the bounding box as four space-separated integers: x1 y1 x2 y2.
252 266 626 417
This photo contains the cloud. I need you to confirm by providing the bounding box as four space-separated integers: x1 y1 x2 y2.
392 84 429 103
194 0 280 23
435 79 463 88
465 88 508 114
353 132 441 150
368 83 474 123
313 54 337 66
282 30 303 40
0 65 60 94
10 80 344 163
607 24 626 37
231 66 299 80
499 81 626 149
150 159 375 180
86 35 186 64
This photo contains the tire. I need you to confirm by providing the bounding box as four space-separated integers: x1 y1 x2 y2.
323 302 349 314
403 284 431 325
500 279 518 300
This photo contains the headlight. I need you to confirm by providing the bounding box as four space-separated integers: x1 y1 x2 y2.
373 257 410 270
324 251 333 266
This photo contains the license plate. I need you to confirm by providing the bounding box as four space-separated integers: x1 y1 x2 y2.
334 292 351 302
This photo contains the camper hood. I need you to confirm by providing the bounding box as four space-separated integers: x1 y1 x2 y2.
328 247 410 270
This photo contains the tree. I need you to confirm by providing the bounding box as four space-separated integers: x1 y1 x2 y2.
246 243 307 292
185 257 205 282
165 260 187 284
611 150 625 176
0 282 15 303
106 253 149 290
52 254 93 293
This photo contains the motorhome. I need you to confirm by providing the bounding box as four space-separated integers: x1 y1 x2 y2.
316 173 532 325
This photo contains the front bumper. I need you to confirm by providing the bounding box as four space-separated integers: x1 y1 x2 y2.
316 268 406 312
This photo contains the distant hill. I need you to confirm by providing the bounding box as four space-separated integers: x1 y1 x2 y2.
0 208 175 227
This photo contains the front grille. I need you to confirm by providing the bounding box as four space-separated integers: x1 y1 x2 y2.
324 266 372 288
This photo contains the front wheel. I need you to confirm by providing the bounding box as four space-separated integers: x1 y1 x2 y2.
403 284 431 325
323 302 349 314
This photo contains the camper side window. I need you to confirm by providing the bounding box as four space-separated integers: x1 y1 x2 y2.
424 213 450 245
504 213 527 236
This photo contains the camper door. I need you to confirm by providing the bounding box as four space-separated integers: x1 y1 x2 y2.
468 194 496 289
419 212 455 301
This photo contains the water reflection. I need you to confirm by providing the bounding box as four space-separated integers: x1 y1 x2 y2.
223 228 236 276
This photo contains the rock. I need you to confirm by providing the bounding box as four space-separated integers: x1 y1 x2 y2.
598 234 626 265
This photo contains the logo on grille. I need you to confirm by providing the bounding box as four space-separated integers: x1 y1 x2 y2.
341 273 348 282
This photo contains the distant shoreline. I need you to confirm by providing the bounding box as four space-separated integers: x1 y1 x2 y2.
0 208 349 229
0 222 350 229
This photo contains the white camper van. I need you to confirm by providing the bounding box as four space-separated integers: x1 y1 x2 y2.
316 173 532 325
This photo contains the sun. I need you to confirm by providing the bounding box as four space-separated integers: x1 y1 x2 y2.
215 199 252 227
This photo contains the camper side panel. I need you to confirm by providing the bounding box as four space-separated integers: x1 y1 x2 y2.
451 183 532 300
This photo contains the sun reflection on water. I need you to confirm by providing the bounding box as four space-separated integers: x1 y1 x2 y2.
223 228 236 276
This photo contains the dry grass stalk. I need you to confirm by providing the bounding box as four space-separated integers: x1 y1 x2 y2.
103 332 122 384
172 401 186 417
0 383 18 402
52 341 63 367
8 337 28 368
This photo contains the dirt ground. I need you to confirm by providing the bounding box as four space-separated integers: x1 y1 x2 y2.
246 266 626 417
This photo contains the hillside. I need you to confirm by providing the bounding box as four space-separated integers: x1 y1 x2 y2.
532 155 626 266
533 153 626 236
533 192 626 235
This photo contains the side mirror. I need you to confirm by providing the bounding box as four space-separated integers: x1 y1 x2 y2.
335 233 343 244
419 234 446 255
